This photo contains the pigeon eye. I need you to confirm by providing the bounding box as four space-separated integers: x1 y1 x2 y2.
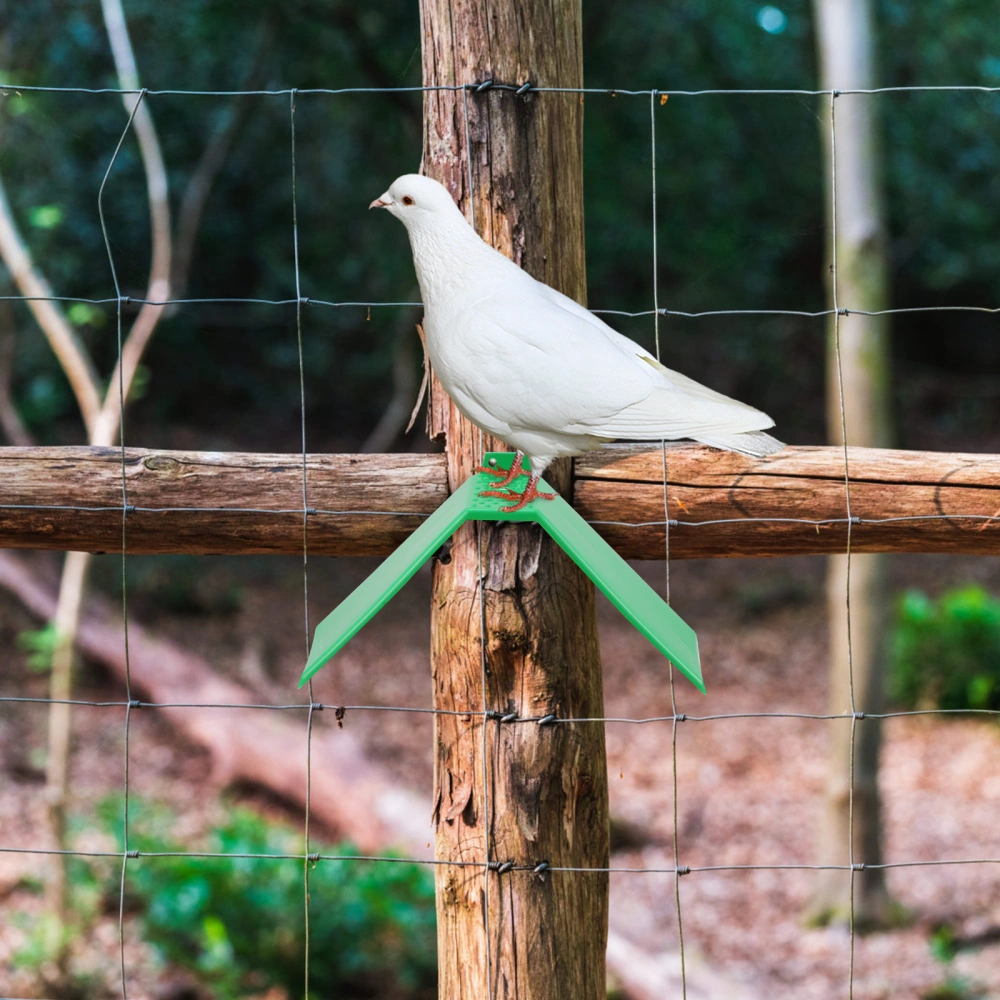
402 195 414 206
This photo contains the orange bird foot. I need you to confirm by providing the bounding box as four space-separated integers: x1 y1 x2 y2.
479 473 556 513
475 451 525 491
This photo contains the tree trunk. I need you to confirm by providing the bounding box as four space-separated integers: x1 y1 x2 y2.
811 0 896 926
419 3 609 998
44 548 91 972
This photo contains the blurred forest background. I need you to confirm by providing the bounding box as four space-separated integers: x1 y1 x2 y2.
0 0 998 457
2 1 1000 998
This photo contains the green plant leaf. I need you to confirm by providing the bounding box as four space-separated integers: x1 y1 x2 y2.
890 587 1000 712
28 204 64 229
91 795 436 999
67 302 106 327
929 923 958 964
16 623 60 673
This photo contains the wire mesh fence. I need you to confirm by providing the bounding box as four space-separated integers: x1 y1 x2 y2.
1 78 999 1000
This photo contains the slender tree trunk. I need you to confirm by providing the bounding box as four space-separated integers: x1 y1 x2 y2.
43 550 91 945
39 4 175 978
419 2 609 997
811 0 896 926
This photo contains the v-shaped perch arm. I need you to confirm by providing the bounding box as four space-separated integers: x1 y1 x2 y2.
299 453 703 693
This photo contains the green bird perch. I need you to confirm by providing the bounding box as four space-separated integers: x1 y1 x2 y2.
299 452 703 693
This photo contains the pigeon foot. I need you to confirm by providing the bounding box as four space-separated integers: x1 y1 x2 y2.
474 451 525 491
479 473 556 513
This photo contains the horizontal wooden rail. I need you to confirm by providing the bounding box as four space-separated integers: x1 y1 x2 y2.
1 444 998 558
0 448 448 557
576 444 1000 558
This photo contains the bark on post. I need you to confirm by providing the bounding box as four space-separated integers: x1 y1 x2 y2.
419 2 610 997
812 0 896 926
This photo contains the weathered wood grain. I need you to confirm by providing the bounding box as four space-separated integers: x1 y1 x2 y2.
420 1 608 997
2 443 999 558
0 447 447 556
574 443 1000 558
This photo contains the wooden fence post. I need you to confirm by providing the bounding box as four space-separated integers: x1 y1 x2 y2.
419 1 610 997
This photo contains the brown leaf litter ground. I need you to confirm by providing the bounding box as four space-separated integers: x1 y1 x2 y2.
2 549 999 999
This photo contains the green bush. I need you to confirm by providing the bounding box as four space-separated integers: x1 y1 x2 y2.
97 798 437 1000
890 587 1000 711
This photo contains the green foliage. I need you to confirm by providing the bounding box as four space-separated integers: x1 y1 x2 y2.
890 587 1000 710
66 302 106 327
923 978 986 1000
929 923 960 964
96 797 437 999
28 204 64 229
12 856 104 980
12 913 66 970
16 622 60 672
0 0 997 452
0 0 997 449
923 923 986 1000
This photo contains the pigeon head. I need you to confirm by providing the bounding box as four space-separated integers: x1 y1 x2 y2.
369 174 468 230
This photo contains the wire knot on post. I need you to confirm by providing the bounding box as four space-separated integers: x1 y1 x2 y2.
537 713 558 726
475 80 494 93
484 709 521 723
533 861 551 874
488 860 515 874
515 81 533 96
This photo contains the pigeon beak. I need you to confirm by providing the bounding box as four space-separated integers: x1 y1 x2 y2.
369 194 391 210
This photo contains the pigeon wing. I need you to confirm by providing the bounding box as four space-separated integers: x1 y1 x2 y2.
462 287 655 433
531 280 776 438
455 267 774 442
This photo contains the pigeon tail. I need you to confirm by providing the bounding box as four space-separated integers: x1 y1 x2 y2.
693 430 786 458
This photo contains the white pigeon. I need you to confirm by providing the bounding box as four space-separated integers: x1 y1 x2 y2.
370 174 784 512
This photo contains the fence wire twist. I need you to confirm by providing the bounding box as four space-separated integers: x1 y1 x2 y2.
1 78 998 1000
